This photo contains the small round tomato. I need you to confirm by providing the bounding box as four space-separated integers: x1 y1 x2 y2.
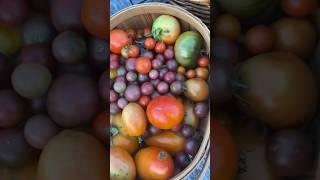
245 25 275 55
177 66 186 74
121 45 139 59
111 134 139 155
147 96 184 129
136 57 151 74
186 69 196 79
110 29 132 54
110 147 136 180
145 131 185 155
139 95 150 108
144 27 151 37
144 37 156 50
126 29 136 40
155 42 166 54
196 67 209 80
198 56 209 67
135 147 174 180
122 103 147 136
92 111 108 143
282 0 317 17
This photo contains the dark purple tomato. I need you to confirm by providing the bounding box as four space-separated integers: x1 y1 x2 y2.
148 124 162 135
0 90 27 128
152 59 163 69
138 74 149 83
117 98 128 109
184 138 199 156
12 63 52 98
267 129 314 177
110 60 119 70
159 68 169 80
124 84 141 102
126 71 137 82
110 103 119 114
110 90 118 103
113 81 126 94
52 31 87 64
51 0 84 32
166 60 178 71
98 71 108 102
172 123 183 132
141 82 154 96
213 37 239 64
89 37 107 70
142 51 154 59
126 58 136 71
117 66 126 76
28 97 47 114
170 81 183 95
194 102 209 118
22 16 56 46
150 79 160 87
0 0 28 26
164 71 176 83
181 124 194 138
47 74 100 127
24 114 60 149
18 43 56 71
156 54 165 62
0 128 37 167
175 152 191 168
149 69 159 80
157 81 169 94
175 73 185 82
164 49 174 60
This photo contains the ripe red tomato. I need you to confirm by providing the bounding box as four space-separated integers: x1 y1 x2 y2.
135 57 151 74
135 147 174 180
147 96 184 129
186 69 196 79
139 95 150 108
110 29 132 54
198 56 209 67
92 111 108 143
144 37 156 50
110 147 136 180
121 45 139 59
282 0 317 17
155 42 166 54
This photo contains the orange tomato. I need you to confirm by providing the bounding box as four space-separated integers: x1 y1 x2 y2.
135 147 174 180
155 42 166 54
135 57 151 74
122 103 147 136
145 131 185 155
110 147 136 180
110 29 132 54
81 0 106 39
147 96 184 129
112 134 139 155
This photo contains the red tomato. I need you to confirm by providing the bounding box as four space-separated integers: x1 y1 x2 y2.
144 38 156 50
135 57 151 74
92 111 108 143
198 56 209 67
121 45 139 58
147 96 184 129
110 29 132 54
135 147 174 180
139 95 150 108
155 42 166 54
282 0 317 17
186 69 196 79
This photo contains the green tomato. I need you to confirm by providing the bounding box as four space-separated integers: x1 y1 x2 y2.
174 31 202 69
152 15 181 45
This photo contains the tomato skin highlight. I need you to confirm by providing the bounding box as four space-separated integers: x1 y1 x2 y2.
135 147 174 180
147 96 184 129
110 29 132 54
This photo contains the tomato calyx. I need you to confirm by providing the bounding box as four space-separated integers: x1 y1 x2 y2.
152 28 170 42
159 150 169 160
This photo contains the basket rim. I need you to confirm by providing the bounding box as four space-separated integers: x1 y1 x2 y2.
110 3 211 179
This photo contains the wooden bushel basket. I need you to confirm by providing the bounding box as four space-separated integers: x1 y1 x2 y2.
110 3 210 179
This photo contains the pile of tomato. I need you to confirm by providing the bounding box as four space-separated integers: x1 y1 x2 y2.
110 15 210 179
214 0 320 179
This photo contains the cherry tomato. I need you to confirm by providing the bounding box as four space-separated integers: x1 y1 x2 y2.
144 27 151 37
198 56 209 67
213 121 239 180
147 96 184 129
195 67 209 80
282 0 317 17
144 37 156 50
92 111 108 143
122 103 147 136
139 95 150 108
186 69 196 79
245 25 275 54
121 45 139 59
177 66 186 74
155 42 166 54
110 147 136 180
126 28 136 40
145 131 185 155
111 134 139 155
135 57 151 74
110 29 132 54
135 147 174 180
